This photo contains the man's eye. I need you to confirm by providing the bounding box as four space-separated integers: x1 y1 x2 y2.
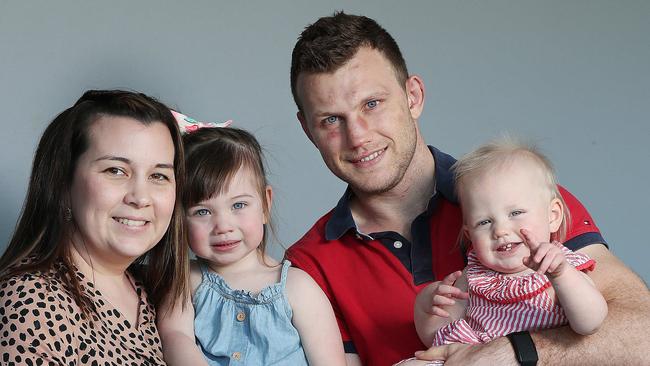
324 116 339 124
366 100 379 109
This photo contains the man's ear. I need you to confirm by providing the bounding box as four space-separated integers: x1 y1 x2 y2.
549 197 564 233
297 111 316 146
405 75 425 120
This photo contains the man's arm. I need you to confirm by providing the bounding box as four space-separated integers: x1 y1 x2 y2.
345 353 363 366
416 244 650 365
531 244 649 364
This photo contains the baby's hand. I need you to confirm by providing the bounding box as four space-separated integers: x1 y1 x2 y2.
420 271 469 318
520 228 569 278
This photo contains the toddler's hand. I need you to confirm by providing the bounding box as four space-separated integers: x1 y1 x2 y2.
521 228 569 278
417 271 469 318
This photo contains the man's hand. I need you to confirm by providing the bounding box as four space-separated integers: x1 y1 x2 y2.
414 337 518 366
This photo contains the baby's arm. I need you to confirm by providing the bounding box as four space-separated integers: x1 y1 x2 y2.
414 270 469 346
156 261 208 366
521 228 608 335
286 267 347 366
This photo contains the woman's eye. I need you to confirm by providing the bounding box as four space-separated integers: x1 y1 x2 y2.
105 167 126 176
233 202 247 210
151 173 171 182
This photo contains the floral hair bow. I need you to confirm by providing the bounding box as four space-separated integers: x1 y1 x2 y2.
171 110 232 134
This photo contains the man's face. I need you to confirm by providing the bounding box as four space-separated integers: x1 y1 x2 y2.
296 47 423 195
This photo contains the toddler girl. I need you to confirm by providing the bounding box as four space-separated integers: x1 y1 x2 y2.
158 125 345 366
402 138 607 365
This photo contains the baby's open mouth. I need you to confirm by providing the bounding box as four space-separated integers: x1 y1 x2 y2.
497 242 521 252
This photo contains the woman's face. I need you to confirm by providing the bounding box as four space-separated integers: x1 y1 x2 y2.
69 116 176 269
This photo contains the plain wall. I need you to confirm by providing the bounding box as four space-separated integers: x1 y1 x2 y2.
1 1 648 282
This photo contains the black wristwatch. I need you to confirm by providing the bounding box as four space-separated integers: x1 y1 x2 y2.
507 331 538 366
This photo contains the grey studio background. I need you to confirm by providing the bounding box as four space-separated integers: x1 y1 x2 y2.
1 1 648 283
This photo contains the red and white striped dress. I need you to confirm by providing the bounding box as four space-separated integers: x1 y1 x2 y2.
432 246 595 346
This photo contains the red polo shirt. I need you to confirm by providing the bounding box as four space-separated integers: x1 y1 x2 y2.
286 147 605 366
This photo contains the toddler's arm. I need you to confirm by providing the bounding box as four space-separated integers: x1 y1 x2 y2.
414 270 469 346
286 267 347 366
521 228 608 335
156 262 208 366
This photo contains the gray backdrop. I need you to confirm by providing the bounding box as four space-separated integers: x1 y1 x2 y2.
1 1 648 282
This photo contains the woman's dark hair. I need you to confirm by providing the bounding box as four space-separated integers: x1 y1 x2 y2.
0 89 189 311
183 127 274 259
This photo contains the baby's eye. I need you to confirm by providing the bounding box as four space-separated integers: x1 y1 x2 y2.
193 208 211 216
510 210 524 217
232 202 247 210
477 219 491 227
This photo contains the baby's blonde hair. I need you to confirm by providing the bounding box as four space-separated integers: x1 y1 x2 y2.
452 135 570 243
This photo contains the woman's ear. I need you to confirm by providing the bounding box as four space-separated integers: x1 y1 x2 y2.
263 185 273 223
549 197 564 233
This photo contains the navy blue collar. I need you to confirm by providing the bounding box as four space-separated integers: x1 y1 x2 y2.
325 146 458 241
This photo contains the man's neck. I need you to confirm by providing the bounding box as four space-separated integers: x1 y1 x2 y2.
350 141 435 240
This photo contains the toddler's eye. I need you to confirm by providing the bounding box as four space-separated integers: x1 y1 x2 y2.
510 210 524 217
193 208 210 216
477 219 491 226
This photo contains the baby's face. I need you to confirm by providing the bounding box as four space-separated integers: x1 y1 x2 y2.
459 158 562 275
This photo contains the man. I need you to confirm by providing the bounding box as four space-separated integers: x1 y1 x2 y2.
286 11 649 366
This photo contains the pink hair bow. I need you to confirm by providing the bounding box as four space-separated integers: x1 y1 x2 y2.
171 110 232 134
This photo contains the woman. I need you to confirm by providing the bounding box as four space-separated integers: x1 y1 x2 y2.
0 90 188 365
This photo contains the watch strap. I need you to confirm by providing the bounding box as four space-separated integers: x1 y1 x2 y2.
507 331 538 366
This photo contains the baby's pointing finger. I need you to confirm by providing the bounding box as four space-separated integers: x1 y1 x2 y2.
520 228 540 251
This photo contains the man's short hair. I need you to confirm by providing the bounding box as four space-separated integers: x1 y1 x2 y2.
290 11 409 111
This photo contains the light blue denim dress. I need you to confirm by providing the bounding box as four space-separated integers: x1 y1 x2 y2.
193 260 309 366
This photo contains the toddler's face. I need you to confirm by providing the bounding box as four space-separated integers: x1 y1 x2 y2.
186 166 271 269
459 158 563 275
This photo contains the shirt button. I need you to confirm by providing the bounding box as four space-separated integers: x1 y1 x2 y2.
232 351 242 360
236 311 245 322
393 240 403 249
355 233 362 240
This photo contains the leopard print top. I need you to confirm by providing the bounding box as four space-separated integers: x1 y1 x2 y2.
0 263 166 365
